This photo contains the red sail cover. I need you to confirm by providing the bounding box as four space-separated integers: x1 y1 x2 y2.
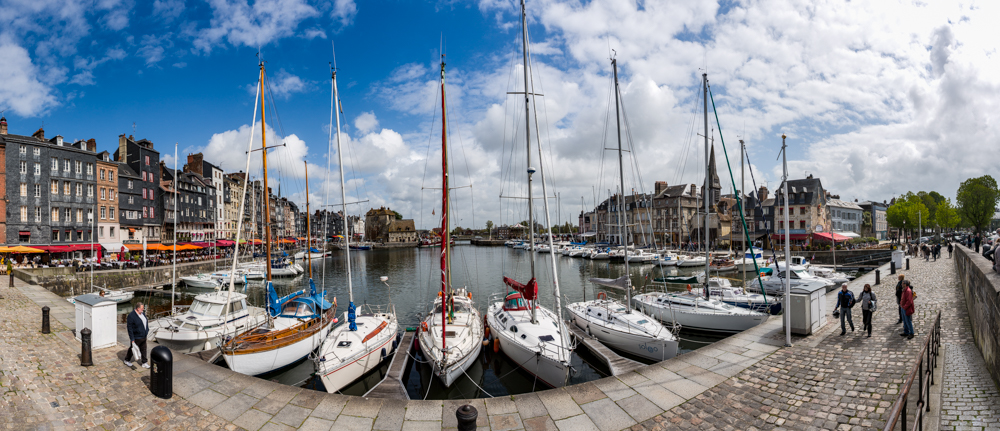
503 277 538 301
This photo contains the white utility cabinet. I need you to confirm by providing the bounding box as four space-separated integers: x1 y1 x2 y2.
74 293 118 349
785 283 828 335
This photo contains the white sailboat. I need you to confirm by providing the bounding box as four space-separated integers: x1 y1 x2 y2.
486 0 572 388
566 57 678 363
416 58 484 388
315 60 399 394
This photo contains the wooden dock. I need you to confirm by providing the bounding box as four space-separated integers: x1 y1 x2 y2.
567 323 644 376
364 331 413 400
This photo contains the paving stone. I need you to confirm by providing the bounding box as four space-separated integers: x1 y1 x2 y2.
631 380 684 411
211 392 259 422
187 362 232 383
310 393 349 421
490 412 524 431
342 396 384 418
210 372 258 397
593 376 637 401
334 414 375 431
538 388 585 420
401 420 443 431
661 378 708 400
565 381 607 405
485 395 518 415
233 408 274 431
514 392 550 419
404 399 443 421
242 378 279 399
675 365 727 388
523 415 559 431
581 397 636 431
260 422 295 431
616 394 661 423
299 416 335 431
554 413 600 431
290 390 326 409
173 372 214 398
188 388 230 410
373 399 407 431
271 404 313 428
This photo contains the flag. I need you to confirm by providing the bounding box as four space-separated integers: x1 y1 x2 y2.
811 253 815 261
431 209 435 215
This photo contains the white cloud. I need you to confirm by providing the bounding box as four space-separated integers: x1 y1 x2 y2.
98 0 134 31
332 0 358 27
246 69 309 99
193 0 320 53
153 0 186 21
137 33 174 66
0 43 59 116
354 111 378 133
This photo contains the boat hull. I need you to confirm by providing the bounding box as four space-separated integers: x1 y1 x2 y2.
317 314 399 394
486 304 570 389
223 320 333 376
567 308 678 362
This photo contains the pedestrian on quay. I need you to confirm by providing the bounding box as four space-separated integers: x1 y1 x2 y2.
124 302 150 369
834 284 856 335
859 284 877 338
895 274 905 324
934 243 941 261
900 280 915 339
948 242 953 258
975 233 981 253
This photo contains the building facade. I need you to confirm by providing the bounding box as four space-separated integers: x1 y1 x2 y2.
114 135 161 244
184 153 226 241
827 198 864 236
95 151 120 248
770 176 829 246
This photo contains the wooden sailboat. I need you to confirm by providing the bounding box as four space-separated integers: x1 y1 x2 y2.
315 59 399 394
416 58 484 387
486 0 572 389
221 61 337 376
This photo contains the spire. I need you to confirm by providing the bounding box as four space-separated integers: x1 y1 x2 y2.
703 143 721 205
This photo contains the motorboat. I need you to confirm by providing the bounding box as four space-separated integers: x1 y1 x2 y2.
626 250 657 264
294 248 329 260
67 286 134 304
676 255 707 267
211 270 247 285
487 289 572 388
633 291 768 333
588 249 610 260
149 290 267 353
806 266 851 288
417 288 483 387
222 280 337 376
734 247 766 272
654 251 680 266
567 275 679 362
754 264 833 295
689 278 782 315
180 274 221 289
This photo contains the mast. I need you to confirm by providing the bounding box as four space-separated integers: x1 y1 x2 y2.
781 134 791 347
332 64 357 331
259 63 274 281
702 73 710 298
612 58 631 312
740 139 745 285
439 58 450 352
305 161 312 279
520 0 538 325
172 142 178 311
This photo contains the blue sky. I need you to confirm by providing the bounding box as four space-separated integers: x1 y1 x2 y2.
3 0 999 229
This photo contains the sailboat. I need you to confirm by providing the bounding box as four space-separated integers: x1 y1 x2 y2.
634 72 768 334
315 59 399 394
220 73 337 375
486 0 572 388
566 58 679 363
416 58 484 387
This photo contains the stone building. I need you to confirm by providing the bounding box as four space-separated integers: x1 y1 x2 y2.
770 175 829 246
858 200 889 240
184 153 225 241
114 135 161 244
0 116 9 244
117 163 144 244
95 151 121 249
223 173 246 240
365 207 415 243
387 219 417 243
650 182 699 246
162 165 215 242
827 197 863 236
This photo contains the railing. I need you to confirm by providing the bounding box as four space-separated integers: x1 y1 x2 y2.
883 311 942 431
843 251 893 264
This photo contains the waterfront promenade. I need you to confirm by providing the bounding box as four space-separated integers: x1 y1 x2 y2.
2 247 998 430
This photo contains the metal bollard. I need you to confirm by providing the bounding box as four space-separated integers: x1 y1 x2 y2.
906 257 910 270
150 346 173 399
875 269 880 285
41 306 50 334
456 404 478 431
80 328 93 366
891 260 896 275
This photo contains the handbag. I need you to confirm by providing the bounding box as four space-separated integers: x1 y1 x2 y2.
832 308 840 318
130 341 141 361
869 300 878 313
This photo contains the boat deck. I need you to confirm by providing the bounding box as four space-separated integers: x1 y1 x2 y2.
567 323 644 376
364 330 413 400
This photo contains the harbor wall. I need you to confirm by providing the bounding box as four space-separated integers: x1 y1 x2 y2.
13 259 234 296
954 245 1000 389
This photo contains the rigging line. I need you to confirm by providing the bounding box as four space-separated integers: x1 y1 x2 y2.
706 86 767 300
419 69 443 232
674 86 702 187
618 85 659 251
444 94 480 289
498 44 519 198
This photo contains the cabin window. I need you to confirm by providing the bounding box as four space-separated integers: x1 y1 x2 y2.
510 325 518 333
637 320 649 325
230 301 244 312
337 341 352 348
539 335 555 342
520 334 527 340
444 331 457 338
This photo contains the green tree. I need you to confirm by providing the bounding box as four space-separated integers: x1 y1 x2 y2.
957 175 1000 233
935 198 961 229
485 220 494 239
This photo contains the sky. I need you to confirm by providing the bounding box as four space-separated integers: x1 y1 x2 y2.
2 0 998 230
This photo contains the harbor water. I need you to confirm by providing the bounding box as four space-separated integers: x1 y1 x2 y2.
131 244 751 400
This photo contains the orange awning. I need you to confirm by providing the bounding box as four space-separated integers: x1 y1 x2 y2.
124 244 145 251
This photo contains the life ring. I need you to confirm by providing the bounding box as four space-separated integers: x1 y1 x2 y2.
421 321 429 332
597 292 607 301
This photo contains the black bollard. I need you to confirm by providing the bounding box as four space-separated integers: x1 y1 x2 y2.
150 346 173 399
80 328 93 366
875 269 880 285
906 257 910 270
456 404 478 431
891 260 896 275
41 306 50 334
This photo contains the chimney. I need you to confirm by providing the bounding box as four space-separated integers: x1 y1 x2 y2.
86 138 96 152
806 174 813 179
690 184 697 197
0 116 6 135
186 153 204 176
758 185 769 201
32 127 45 141
654 181 669 195
118 134 128 163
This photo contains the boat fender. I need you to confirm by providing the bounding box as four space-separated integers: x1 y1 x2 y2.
467 291 472 299
392 339 398 351
686 284 692 292
481 339 489 347
597 292 607 301
493 338 500 353
204 341 213 351
381 348 386 359
484 327 490 339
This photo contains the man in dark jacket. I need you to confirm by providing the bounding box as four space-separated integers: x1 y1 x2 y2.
833 284 856 335
895 274 905 324
975 234 981 253
125 302 150 368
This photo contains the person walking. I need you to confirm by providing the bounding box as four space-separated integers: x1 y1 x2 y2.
124 302 150 368
895 274 905 324
834 284 856 335
859 284 877 338
975 233 981 253
7 259 13 287
900 280 915 339
947 241 954 258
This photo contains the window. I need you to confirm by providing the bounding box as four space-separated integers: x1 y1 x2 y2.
33 163 40 175
65 208 71 222
109 207 115 220
149 188 153 200
800 207 807 215
33 184 40 197
145 155 150 166
143 207 148 218
100 206 106 219
51 207 59 222
64 159 70 171
110 190 114 201
20 206 27 222
101 188 106 200
142 189 147 199
127 180 133 190
109 171 114 181
141 171 146 181
75 161 81 174
799 220 806 229
99 226 104 238
76 209 82 222
50 180 58 195
100 169 105 180
52 230 59 242
19 161 26 174
51 158 58 170
34 207 40 222
33 147 39 156
19 183 26 197
76 183 82 197
110 226 115 237
150 207 155 219
87 184 93 197
86 163 92 175
87 208 92 222
19 145 26 155
63 182 69 195
128 196 133 204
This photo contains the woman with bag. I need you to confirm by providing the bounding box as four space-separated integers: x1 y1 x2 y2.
900 280 916 339
859 284 877 338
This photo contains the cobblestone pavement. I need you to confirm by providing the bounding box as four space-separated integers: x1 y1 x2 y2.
635 249 1000 431
941 344 1000 430
0 282 237 431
